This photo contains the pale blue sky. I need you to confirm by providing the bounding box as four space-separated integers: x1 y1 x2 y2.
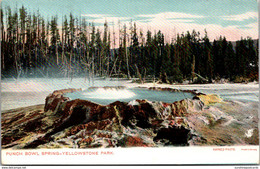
1 0 258 41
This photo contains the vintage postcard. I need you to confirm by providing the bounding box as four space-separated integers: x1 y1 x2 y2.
1 0 259 165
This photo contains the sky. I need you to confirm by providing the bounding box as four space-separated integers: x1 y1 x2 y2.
1 0 258 42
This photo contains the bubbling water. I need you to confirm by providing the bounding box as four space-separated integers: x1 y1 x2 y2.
66 87 195 105
83 88 136 100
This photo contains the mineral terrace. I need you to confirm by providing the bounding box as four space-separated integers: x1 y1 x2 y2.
1 87 258 149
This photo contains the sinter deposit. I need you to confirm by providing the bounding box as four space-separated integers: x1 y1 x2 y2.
1 87 258 149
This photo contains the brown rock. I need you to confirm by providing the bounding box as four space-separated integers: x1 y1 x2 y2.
121 135 150 147
3 87 257 149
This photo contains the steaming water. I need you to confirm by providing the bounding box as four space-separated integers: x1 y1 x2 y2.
1 77 258 111
1 77 130 111
66 88 195 105
83 88 136 100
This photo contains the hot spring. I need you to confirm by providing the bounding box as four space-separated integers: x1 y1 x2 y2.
65 87 195 105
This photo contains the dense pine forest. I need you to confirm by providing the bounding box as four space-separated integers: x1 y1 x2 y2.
1 6 259 83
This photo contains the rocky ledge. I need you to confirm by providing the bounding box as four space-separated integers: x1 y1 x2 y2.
1 87 258 149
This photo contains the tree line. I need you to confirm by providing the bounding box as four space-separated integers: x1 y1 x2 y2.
1 6 258 83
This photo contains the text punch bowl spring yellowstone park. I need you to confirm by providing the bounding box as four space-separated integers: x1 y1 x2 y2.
1 79 259 149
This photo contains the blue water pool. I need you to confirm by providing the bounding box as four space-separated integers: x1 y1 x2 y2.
65 87 195 105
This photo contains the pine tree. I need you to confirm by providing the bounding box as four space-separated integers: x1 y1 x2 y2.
32 13 38 69
90 22 96 77
13 8 20 77
40 17 47 71
69 13 75 77
171 34 183 83
247 38 258 80
0 6 258 81
131 22 139 65
203 30 213 82
19 6 27 68
95 28 102 75
50 16 60 65
122 23 130 78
